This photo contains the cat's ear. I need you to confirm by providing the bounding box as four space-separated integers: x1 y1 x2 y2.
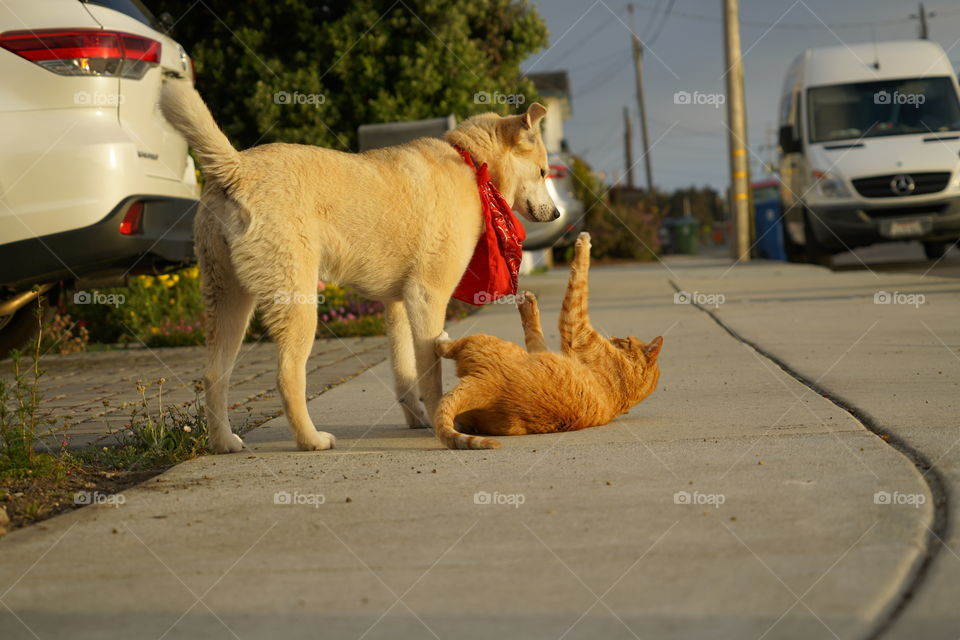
643 336 663 361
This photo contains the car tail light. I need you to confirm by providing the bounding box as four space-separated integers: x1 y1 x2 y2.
0 29 160 79
119 202 144 235
548 164 569 179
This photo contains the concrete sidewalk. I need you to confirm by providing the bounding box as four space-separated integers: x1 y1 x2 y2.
0 255 957 639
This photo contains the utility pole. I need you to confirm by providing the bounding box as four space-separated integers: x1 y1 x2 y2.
623 106 634 188
628 4 654 192
723 0 751 262
910 3 935 39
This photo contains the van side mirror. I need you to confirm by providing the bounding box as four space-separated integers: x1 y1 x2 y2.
779 125 802 154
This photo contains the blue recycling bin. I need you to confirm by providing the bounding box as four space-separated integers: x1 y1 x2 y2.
753 182 787 261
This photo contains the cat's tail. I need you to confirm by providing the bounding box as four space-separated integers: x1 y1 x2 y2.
434 387 501 450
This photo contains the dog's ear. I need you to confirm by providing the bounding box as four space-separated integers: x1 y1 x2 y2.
522 103 547 130
643 336 663 361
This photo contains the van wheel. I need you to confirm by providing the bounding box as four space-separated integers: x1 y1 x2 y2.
784 226 805 262
0 289 57 360
922 240 951 260
804 212 832 267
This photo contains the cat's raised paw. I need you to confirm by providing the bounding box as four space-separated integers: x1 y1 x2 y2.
517 291 537 310
575 232 592 253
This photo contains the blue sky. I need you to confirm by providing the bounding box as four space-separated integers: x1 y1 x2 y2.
522 0 960 191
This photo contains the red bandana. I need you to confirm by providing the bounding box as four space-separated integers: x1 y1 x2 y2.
450 145 526 305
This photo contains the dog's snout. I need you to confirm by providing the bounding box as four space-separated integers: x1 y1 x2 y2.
549 207 560 221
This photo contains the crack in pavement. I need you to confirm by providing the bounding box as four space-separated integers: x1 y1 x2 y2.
669 279 950 640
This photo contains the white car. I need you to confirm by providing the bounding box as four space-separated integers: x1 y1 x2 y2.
0 0 199 356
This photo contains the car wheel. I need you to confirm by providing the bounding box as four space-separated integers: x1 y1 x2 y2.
804 212 832 267
922 240 951 261
0 289 57 360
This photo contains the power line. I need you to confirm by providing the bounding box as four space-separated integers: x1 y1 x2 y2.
639 0 665 41
628 2 920 30
564 48 627 74
643 0 676 47
548 9 622 68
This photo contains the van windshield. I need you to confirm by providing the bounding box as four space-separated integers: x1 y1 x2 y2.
806 77 960 143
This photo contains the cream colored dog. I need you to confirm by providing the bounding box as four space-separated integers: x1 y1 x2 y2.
159 81 557 453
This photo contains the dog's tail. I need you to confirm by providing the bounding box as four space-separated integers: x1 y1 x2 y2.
434 388 501 450
160 81 241 189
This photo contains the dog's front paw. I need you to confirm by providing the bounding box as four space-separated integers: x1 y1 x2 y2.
209 432 244 454
297 430 336 451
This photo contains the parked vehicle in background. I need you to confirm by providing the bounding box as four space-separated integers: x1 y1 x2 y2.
521 152 584 250
777 40 960 264
0 0 199 357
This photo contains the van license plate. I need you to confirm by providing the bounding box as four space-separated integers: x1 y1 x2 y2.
881 217 931 239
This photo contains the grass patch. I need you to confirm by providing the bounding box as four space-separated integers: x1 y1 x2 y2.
0 306 209 533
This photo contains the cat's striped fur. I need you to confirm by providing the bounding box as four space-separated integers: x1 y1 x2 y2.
433 232 663 449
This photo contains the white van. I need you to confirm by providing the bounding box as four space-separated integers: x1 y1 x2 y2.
777 40 960 263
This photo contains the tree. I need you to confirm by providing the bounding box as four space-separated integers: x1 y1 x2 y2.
151 0 548 150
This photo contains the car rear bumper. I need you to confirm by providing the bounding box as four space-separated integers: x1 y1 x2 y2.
807 197 960 251
0 195 197 290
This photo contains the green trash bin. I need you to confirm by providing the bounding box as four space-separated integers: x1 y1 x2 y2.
670 217 699 255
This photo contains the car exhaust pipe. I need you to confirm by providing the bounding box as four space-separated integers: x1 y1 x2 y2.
0 283 54 316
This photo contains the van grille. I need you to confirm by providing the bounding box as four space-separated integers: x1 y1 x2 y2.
851 172 951 198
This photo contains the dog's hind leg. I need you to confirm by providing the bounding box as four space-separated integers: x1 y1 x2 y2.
385 301 430 429
263 286 335 451
198 216 254 453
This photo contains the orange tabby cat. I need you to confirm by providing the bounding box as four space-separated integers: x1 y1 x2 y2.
433 232 663 449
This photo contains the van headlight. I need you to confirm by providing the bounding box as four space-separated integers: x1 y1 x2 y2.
813 171 851 198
